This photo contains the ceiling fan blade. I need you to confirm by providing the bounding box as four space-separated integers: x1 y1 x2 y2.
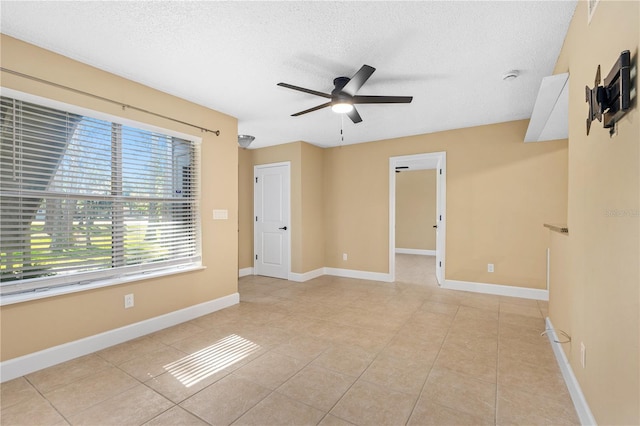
346 106 363 124
341 65 376 96
291 102 331 116
277 83 331 99
353 95 413 104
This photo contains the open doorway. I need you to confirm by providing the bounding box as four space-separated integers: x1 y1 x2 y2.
395 168 438 286
389 152 446 285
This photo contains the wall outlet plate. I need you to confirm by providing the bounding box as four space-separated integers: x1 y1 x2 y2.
124 294 134 309
488 263 494 273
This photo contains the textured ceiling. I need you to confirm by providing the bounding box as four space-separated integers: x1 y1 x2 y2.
0 1 576 149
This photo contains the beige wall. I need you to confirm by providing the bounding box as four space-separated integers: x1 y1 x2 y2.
241 125 566 288
238 147 254 270
250 142 302 273
238 141 325 274
322 121 567 288
547 230 571 348
396 169 437 251
548 1 639 423
0 35 239 361
300 143 325 272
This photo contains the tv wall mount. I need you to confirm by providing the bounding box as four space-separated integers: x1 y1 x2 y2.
585 50 633 136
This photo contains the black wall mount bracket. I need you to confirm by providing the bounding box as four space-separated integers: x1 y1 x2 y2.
585 50 634 136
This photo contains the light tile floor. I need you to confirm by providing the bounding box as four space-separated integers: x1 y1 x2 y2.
1 255 579 425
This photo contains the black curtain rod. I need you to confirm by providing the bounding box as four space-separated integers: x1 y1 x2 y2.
0 67 221 136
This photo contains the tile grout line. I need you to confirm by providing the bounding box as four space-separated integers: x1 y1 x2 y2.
495 305 503 426
313 304 402 424
404 299 460 425
5 261 572 426
266 346 336 424
25 352 137 425
22 374 74 425
254 281 407 424
315 288 430 425
168 299 299 424
225 316 340 424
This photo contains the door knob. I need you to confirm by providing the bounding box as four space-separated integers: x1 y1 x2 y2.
279 226 288 230
433 225 438 228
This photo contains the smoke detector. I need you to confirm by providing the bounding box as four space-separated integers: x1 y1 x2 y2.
503 70 520 81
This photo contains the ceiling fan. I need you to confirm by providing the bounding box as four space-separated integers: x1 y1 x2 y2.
277 65 413 123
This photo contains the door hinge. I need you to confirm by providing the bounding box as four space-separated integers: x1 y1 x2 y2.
439 169 442 175
439 215 442 221
255 254 258 260
439 261 442 267
255 177 258 183
255 216 258 222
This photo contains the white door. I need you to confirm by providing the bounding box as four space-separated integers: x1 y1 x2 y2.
254 162 290 279
434 157 446 285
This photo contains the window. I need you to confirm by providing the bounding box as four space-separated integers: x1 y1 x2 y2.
0 95 200 297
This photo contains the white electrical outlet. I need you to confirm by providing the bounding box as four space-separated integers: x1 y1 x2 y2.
580 342 586 368
343 253 348 261
488 263 494 273
124 293 134 309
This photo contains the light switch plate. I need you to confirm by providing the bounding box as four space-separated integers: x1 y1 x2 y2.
213 209 228 220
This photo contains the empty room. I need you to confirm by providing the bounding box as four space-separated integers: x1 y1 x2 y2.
0 1 638 425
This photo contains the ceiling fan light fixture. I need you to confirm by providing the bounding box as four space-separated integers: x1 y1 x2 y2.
331 102 354 114
278 64 412 123
238 134 255 148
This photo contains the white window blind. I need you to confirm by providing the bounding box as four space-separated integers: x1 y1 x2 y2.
0 96 200 296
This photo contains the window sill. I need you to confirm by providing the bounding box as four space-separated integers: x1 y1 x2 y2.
0 264 206 307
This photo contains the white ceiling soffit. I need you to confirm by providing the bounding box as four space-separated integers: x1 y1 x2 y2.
524 72 569 142
0 1 577 149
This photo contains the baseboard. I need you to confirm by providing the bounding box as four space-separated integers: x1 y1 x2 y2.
442 279 549 301
395 248 436 256
0 293 240 383
238 267 253 277
544 318 597 425
324 267 393 283
289 268 324 282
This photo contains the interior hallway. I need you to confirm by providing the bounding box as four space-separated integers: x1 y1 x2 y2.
1 255 579 425
394 253 438 287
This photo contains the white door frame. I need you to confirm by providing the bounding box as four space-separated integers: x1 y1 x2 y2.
253 161 291 279
389 152 446 284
